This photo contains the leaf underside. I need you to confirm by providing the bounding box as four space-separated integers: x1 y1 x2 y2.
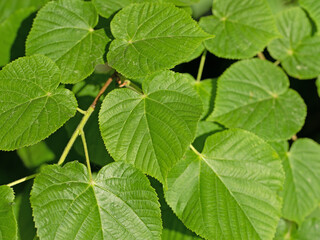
0 186 17 240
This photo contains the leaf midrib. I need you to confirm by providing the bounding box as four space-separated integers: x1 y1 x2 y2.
199 154 263 240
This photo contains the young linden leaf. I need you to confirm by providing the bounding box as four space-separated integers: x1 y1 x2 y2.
208 59 307 141
0 55 77 151
268 7 320 79
300 0 320 32
31 161 162 240
282 138 320 224
0 186 18 240
199 0 278 59
26 0 109 84
99 71 203 183
107 3 212 78
164 129 284 240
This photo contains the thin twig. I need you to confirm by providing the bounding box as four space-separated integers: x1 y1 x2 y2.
58 76 114 165
7 174 37 187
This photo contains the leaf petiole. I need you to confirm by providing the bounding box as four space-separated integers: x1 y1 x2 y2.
196 50 207 82
7 173 37 187
58 76 114 166
80 129 92 181
76 108 87 115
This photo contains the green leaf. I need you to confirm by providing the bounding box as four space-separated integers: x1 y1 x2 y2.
13 184 37 240
31 161 162 240
282 138 320 224
193 121 224 152
0 55 77 151
267 141 289 161
17 141 55 169
93 0 200 18
0 0 49 66
268 7 320 79
193 78 217 119
0 186 17 240
99 71 202 183
267 0 298 15
208 59 307 141
165 129 284 240
299 0 320 32
199 0 278 59
26 0 109 84
292 217 320 240
273 219 291 240
107 3 211 78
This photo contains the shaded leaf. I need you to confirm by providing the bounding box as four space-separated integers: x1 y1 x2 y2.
107 3 211 78
31 161 162 240
282 138 320 224
199 0 278 59
268 7 320 79
0 186 17 240
99 71 202 183
0 55 77 151
26 0 109 83
208 59 306 140
299 0 320 32
17 141 55 169
165 129 284 240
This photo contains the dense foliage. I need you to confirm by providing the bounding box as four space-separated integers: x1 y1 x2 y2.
0 0 320 239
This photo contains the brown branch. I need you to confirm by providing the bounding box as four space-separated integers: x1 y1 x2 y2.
91 76 114 108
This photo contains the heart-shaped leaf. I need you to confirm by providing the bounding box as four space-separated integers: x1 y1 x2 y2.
208 59 306 140
0 186 17 240
268 7 320 79
31 161 162 240
99 70 202 182
0 55 77 151
26 0 109 83
165 129 284 240
282 138 320 224
199 0 278 59
107 3 211 78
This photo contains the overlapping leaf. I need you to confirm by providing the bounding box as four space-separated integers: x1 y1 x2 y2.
316 77 320 97
268 7 320 79
107 3 211 78
31 161 162 240
208 59 306 140
93 0 199 18
0 186 17 240
193 78 217 119
267 0 298 15
99 71 202 182
165 129 284 240
0 0 49 66
199 0 278 59
0 55 77 151
300 0 320 32
26 0 109 84
282 138 320 224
